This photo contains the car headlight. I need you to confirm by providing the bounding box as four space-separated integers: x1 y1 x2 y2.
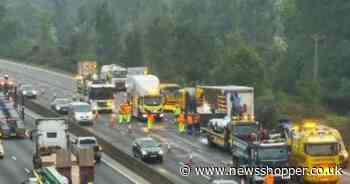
74 114 81 120
23 91 27 95
159 150 163 155
142 114 147 118
32 91 37 95
141 150 147 155
56 106 61 110
160 113 164 117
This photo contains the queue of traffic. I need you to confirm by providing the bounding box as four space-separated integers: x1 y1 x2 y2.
1 59 348 184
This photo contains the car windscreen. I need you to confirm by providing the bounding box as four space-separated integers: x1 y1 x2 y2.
73 105 91 112
233 123 258 136
80 139 97 145
305 143 339 156
89 88 114 100
144 96 161 106
258 146 289 161
56 99 70 105
22 86 33 91
112 70 127 78
140 139 159 148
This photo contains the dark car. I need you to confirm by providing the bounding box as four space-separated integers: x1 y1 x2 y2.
51 98 71 114
132 137 163 163
19 84 38 99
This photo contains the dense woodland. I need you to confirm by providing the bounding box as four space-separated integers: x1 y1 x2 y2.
0 0 350 125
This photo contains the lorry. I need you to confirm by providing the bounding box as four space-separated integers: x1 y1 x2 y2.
84 81 115 113
75 61 115 112
289 121 345 184
75 61 97 95
100 64 128 91
32 118 95 184
179 85 254 127
231 134 291 184
160 83 181 112
126 75 163 120
201 85 258 150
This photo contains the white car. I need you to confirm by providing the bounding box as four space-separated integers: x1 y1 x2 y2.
68 102 94 126
19 84 38 99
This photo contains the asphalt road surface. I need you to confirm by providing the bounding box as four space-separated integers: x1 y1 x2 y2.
1 59 349 184
0 99 134 184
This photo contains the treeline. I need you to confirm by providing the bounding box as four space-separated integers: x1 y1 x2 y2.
1 0 350 121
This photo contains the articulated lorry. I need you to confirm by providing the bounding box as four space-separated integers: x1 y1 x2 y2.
127 75 163 120
32 118 95 184
232 134 291 183
201 85 259 150
180 85 254 127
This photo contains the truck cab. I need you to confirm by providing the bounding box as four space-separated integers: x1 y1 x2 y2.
71 136 102 163
290 121 343 183
127 75 163 120
160 83 181 112
232 136 291 183
87 82 115 112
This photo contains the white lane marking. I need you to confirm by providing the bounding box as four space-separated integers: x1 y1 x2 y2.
11 156 17 161
202 175 211 180
101 155 151 184
24 168 30 174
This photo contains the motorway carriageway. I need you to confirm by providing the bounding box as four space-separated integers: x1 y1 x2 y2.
0 104 136 184
1 59 350 184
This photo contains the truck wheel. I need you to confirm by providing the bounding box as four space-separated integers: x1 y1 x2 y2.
95 157 101 163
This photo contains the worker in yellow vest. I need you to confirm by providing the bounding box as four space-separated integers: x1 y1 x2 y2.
119 103 128 124
125 101 132 123
178 112 186 133
147 111 155 131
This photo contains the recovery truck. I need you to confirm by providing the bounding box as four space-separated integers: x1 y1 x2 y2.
127 75 163 120
231 134 291 183
32 118 95 184
160 83 181 112
100 64 128 91
289 121 345 184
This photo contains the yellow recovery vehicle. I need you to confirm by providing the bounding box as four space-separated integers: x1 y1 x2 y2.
160 83 181 112
290 121 348 184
